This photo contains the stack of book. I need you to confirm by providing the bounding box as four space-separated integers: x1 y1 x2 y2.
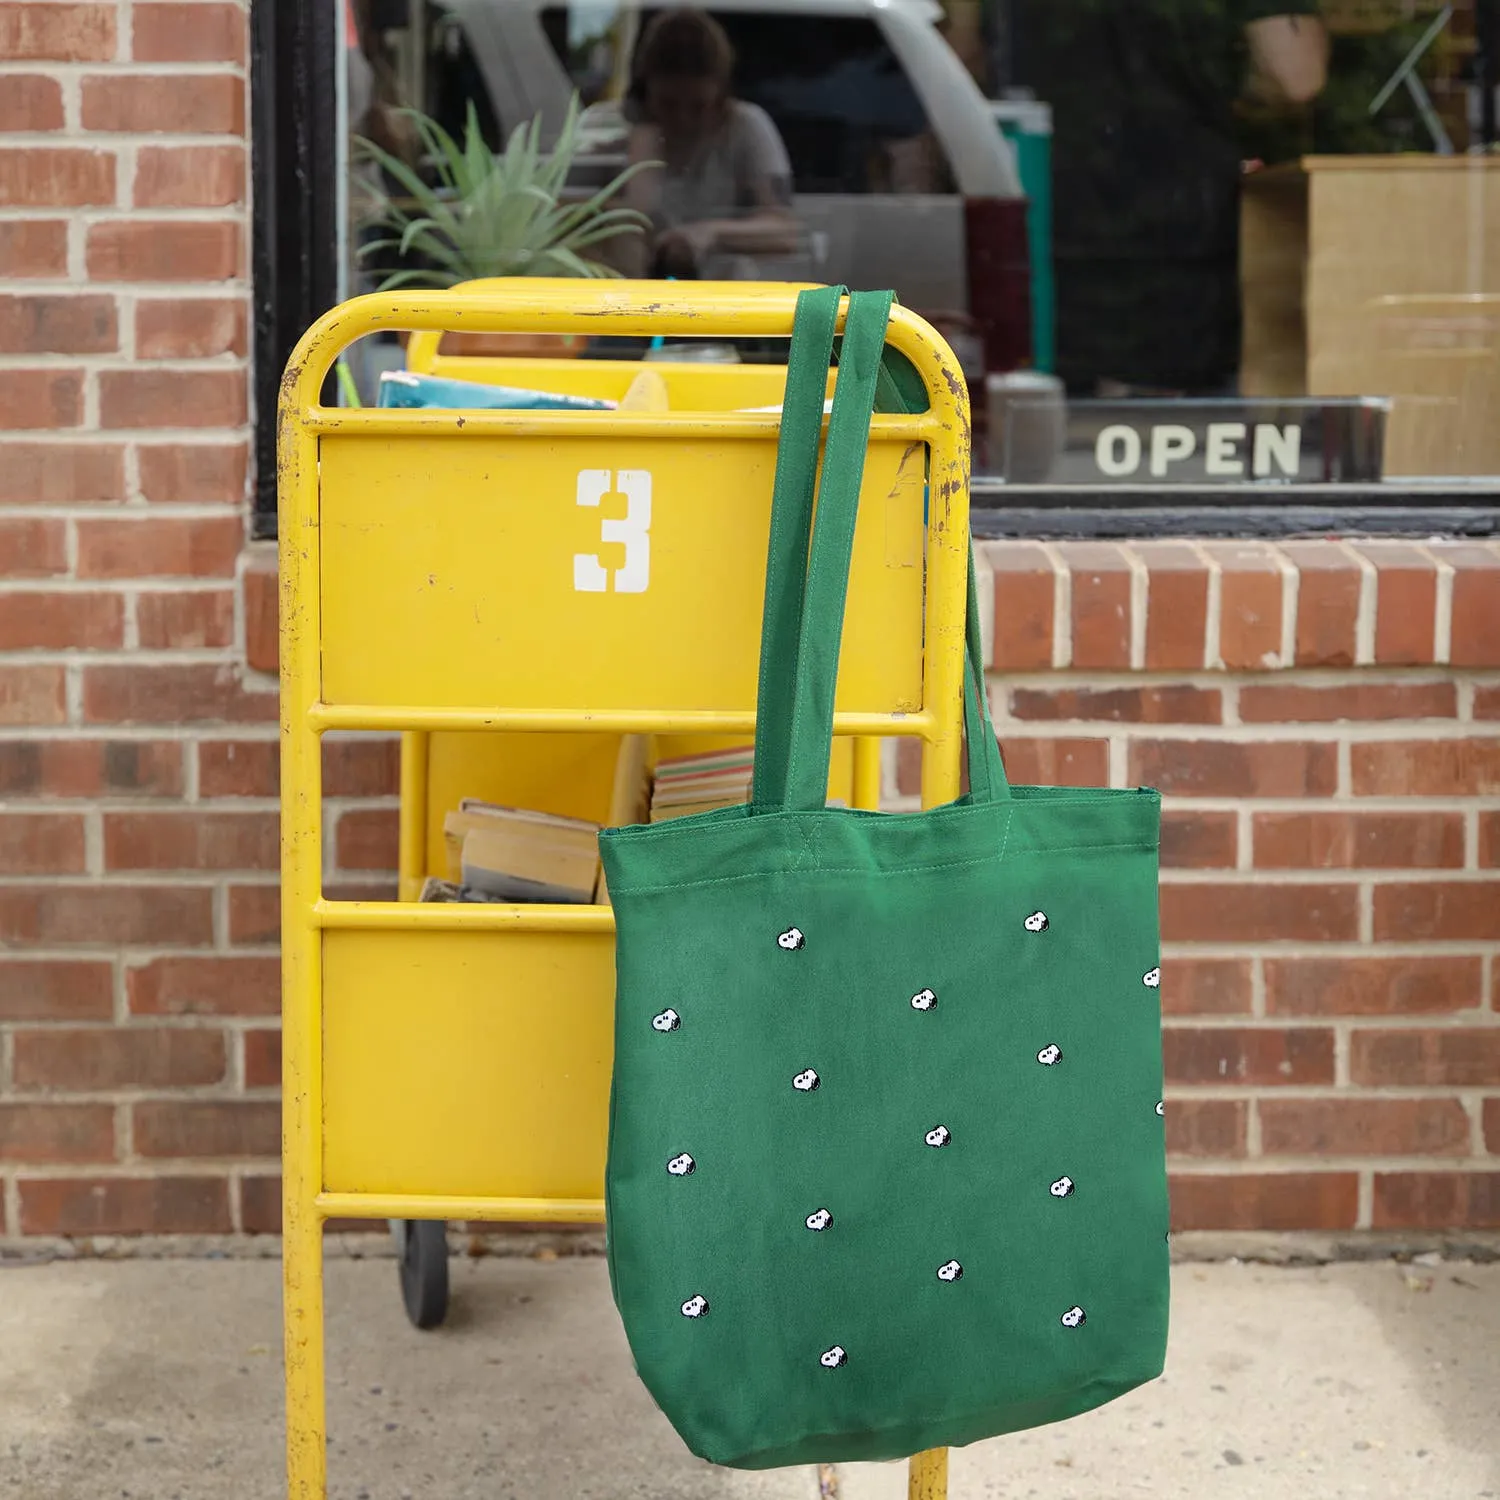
648 746 755 823
441 798 602 903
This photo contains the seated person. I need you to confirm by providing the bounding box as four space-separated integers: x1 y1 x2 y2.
612 7 800 279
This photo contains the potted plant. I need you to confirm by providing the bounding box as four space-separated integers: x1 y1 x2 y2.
354 93 650 357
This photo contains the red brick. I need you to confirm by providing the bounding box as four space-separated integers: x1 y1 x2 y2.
239 1174 281 1234
1170 1172 1359 1231
0 75 63 131
1163 1026 1334 1086
1356 543 1438 666
1165 1099 1247 1158
0 220 67 277
0 738 183 798
1161 883 1358 943
0 516 66 575
984 542 1054 670
243 1027 281 1088
1209 543 1285 670
0 368 82 429
1475 686 1500 721
1260 1099 1471 1157
136 588 234 649
243 552 276 673
0 4 115 59
324 737 399 798
138 441 246 504
127 955 279 1018
1160 809 1237 868
1160 958 1252 1016
0 442 124 503
1240 682 1456 723
98 369 245 430
12 1026 225 1090
76 515 242 579
1009 685 1221 724
1284 542 1361 667
0 150 114 209
19 1176 231 1235
1351 739 1500 797
133 144 244 208
1374 881 1500 942
1138 542 1209 672
997 737 1110 787
0 960 114 1022
0 665 65 725
132 1 243 61
1484 1100 1500 1155
135 297 245 359
1253 811 1464 870
133 1100 278 1159
0 812 85 873
0 885 213 946
1481 812 1499 869
104 810 278 871
1265 956 1483 1017
86 220 240 282
0 1104 115 1164
1372 1173 1500 1230
0 590 123 650
1351 1029 1500 1088
80 73 243 133
335 808 399 871
1064 543 1133 669
1446 545 1500 668
1131 740 1336 798
82 662 274 724
198 738 277 798
228 883 278 945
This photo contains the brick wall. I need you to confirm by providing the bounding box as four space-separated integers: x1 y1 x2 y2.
0 0 1496 1239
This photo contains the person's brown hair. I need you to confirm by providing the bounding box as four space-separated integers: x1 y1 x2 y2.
629 7 735 98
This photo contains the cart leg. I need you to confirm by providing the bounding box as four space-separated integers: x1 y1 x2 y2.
398 729 430 903
284 1195 327 1498
852 736 882 811
908 1447 948 1500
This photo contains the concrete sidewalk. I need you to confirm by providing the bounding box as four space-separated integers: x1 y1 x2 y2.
0 1253 1496 1499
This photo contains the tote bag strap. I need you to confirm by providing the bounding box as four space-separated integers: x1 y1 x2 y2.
749 284 845 810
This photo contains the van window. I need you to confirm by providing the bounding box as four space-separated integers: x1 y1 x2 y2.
539 6 957 195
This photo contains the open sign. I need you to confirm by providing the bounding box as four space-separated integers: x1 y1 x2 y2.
1094 421 1301 479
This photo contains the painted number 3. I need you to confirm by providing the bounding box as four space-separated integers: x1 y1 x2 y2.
574 469 651 594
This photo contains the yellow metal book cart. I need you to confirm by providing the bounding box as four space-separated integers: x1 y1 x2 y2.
278 281 971 1500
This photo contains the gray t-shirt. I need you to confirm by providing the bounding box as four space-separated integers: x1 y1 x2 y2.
636 100 792 230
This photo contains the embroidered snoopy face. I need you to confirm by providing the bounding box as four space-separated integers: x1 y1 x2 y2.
1037 1044 1062 1067
1050 1176 1075 1198
778 927 805 951
925 1125 951 1148
792 1069 820 1092
652 1008 681 1033
680 1295 709 1318
936 1260 963 1282
1155 1100 1165 1117
910 988 937 1012
819 1346 847 1368
1143 967 1161 989
1024 911 1049 933
666 1153 695 1176
805 1208 832 1232
1060 1305 1086 1329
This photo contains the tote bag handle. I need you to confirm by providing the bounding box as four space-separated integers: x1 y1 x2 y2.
751 288 1010 814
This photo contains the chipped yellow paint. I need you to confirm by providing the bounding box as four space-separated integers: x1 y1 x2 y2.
909 1448 950 1500
278 280 969 1499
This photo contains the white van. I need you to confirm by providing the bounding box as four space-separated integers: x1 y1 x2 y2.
427 0 1032 374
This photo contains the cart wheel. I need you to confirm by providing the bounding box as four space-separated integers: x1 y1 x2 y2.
394 1219 449 1329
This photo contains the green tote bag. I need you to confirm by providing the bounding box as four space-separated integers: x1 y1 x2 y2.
598 288 1169 1470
